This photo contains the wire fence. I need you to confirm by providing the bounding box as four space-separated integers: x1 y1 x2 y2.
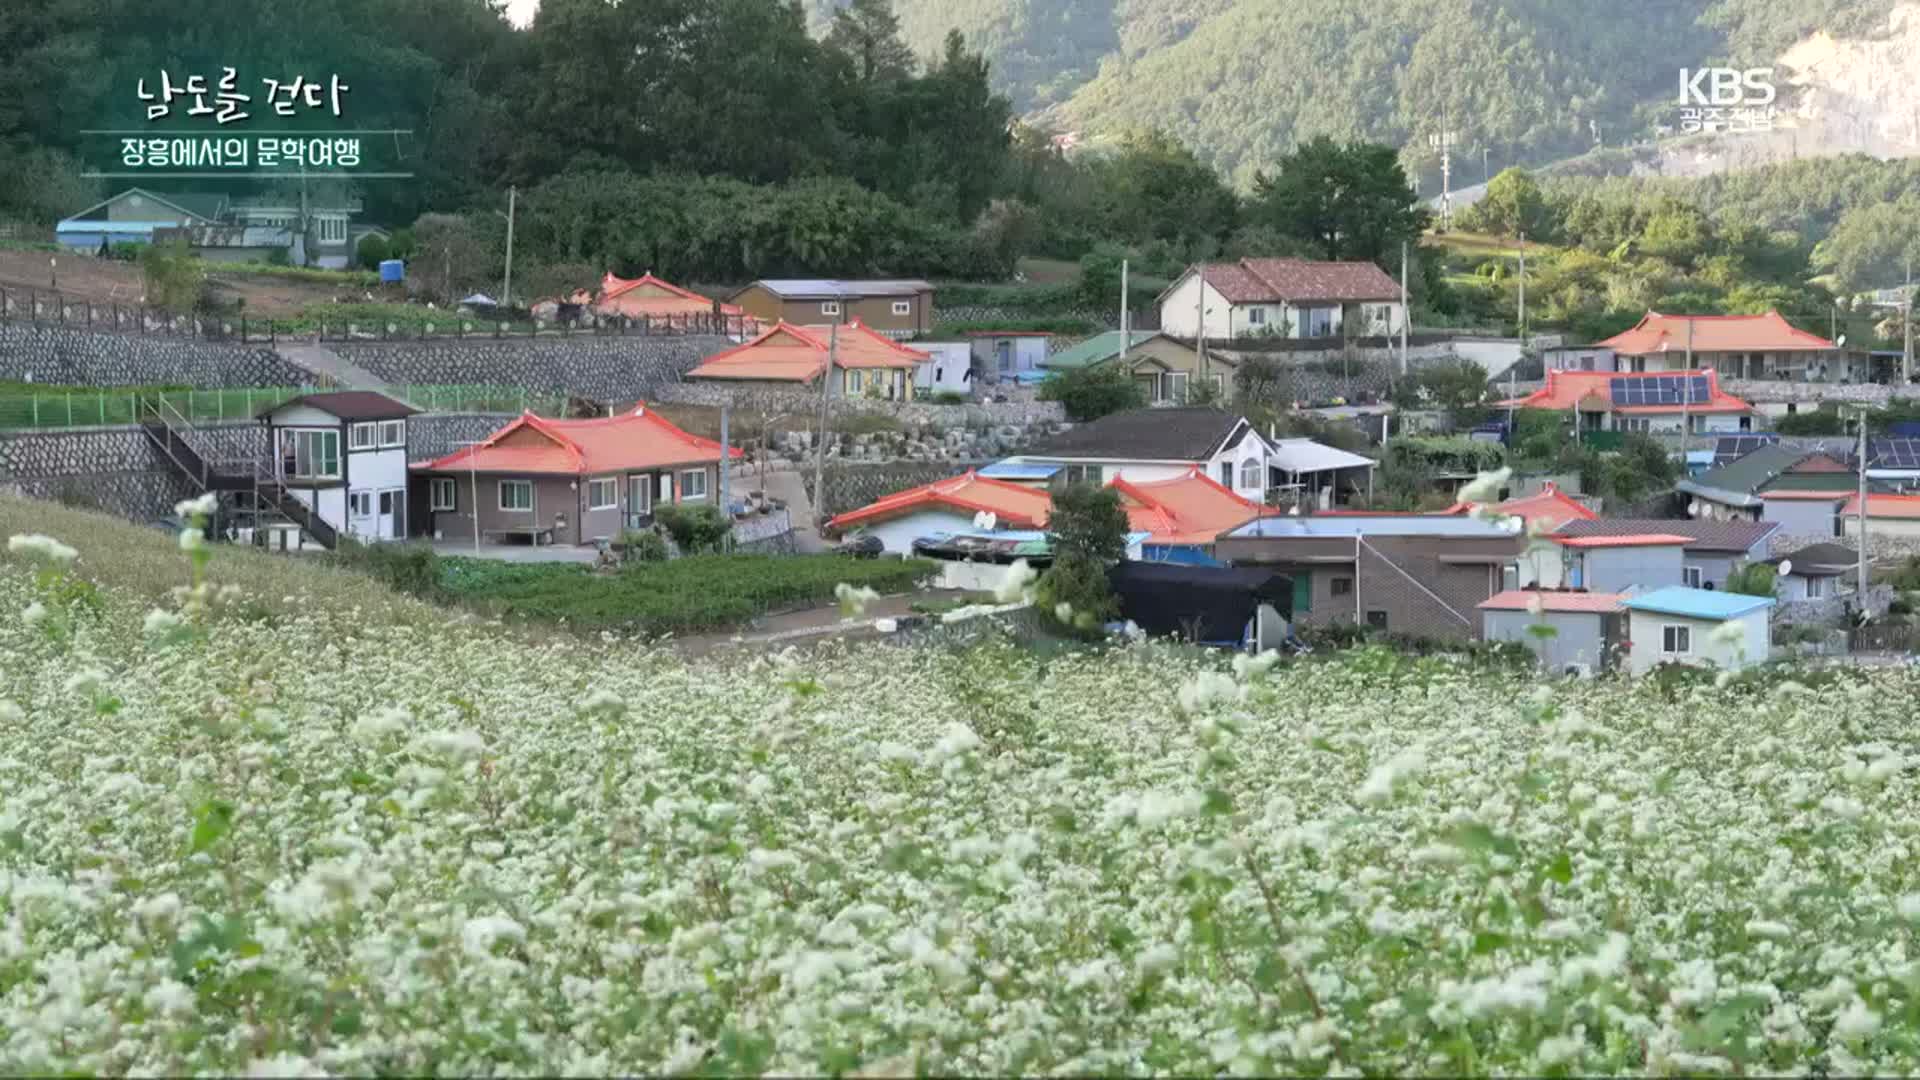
0 284 762 344
0 384 569 431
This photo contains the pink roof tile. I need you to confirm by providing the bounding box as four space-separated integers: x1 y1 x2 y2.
1596 311 1835 356
1193 258 1402 304
1479 590 1627 614
415 406 737 476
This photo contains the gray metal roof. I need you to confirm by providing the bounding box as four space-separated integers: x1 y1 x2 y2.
753 279 932 299
1227 516 1518 539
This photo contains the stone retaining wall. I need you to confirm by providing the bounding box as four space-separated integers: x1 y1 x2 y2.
650 381 1064 428
819 461 991 519
336 337 735 401
0 324 307 388
1774 584 1893 627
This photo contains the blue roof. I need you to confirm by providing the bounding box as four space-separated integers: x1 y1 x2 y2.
978 462 1061 480
1227 515 1518 539
1621 586 1774 620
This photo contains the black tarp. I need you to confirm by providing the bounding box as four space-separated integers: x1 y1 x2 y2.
1107 562 1293 643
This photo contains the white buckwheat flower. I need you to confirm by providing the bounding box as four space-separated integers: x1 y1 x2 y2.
174 493 218 519
460 915 526 958
8 533 78 564
143 609 186 638
994 559 1038 603
21 602 47 626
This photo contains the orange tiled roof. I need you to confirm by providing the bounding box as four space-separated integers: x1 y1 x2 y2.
1597 310 1836 356
1504 369 1751 414
1843 493 1920 519
413 406 739 476
1111 469 1273 545
1555 533 1695 549
686 321 927 384
1456 482 1596 531
597 272 742 317
827 470 1053 531
1479 590 1627 614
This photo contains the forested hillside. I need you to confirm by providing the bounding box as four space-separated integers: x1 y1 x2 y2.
841 0 1902 183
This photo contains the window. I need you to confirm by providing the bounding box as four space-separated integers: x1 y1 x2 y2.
658 473 674 502
1238 459 1263 490
379 491 396 516
349 422 377 450
679 469 709 500
1160 371 1189 403
1331 577 1354 597
1662 625 1692 654
997 341 1013 372
378 420 404 447
1062 464 1100 486
349 491 372 517
499 479 532 512
1683 565 1703 589
587 477 618 511
820 301 841 317
1366 610 1389 630
282 429 340 480
892 300 911 316
1806 576 1828 599
846 369 864 394
429 478 456 511
1248 307 1266 326
1219 462 1233 486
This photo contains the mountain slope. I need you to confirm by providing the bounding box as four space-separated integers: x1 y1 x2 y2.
839 0 1903 184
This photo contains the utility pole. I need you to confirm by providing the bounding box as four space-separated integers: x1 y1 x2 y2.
1517 231 1527 344
1399 240 1410 378
1430 131 1458 232
502 185 517 310
1681 320 1694 465
719 404 732 553
811 317 840 526
1856 405 1870 603
1905 255 1913 386
1120 259 1130 361
1195 263 1208 397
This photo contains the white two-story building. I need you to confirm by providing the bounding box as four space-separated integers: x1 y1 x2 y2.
260 391 419 542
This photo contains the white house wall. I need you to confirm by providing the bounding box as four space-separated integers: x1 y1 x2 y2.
1158 274 1235 339
1842 516 1920 540
1625 610 1769 675
859 509 980 555
914 343 973 392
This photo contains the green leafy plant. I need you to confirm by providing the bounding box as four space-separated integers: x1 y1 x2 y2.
654 503 732 554
1038 365 1147 422
619 529 668 564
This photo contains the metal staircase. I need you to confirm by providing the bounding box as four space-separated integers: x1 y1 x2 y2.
138 397 340 551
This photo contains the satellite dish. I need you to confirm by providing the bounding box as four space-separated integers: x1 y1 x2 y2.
1837 334 1848 348
1688 500 1701 517
1779 560 1794 576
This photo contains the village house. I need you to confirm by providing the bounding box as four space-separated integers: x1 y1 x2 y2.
57 186 366 268
910 341 975 395
1213 514 1525 641
1478 591 1628 676
1767 541 1858 601
1157 258 1406 341
1678 442 1859 524
995 408 1285 503
594 273 745 323
1542 311 1868 383
825 471 1053 555
684 321 924 400
1619 587 1774 675
1111 470 1272 564
1553 518 1779 591
1841 493 1920 540
409 406 738 547
1556 533 1691 592
966 331 1053 386
1040 330 1230 405
1501 369 1753 435
728 280 934 336
260 391 420 544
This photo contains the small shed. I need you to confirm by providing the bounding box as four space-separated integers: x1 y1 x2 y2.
1768 541 1856 602
1557 533 1690 593
1478 590 1627 676
912 341 974 394
1620 587 1774 675
1107 562 1293 647
969 331 1052 385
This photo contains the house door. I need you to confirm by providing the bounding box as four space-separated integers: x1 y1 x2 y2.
1306 308 1333 337
377 488 405 540
628 474 652 528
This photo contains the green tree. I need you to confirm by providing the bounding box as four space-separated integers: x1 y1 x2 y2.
355 234 392 271
1724 561 1778 598
1478 167 1547 239
1812 196 1920 293
824 0 915 82
140 238 204 314
1037 483 1128 637
1249 136 1429 264
1088 129 1238 250
1039 364 1147 422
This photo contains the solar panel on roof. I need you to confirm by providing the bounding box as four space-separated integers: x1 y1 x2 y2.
1872 437 1920 469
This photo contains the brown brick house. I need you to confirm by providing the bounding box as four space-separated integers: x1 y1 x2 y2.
410 406 740 546
1213 514 1525 641
728 280 934 335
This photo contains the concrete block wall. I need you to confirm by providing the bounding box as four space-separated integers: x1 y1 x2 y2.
0 324 308 388
335 337 736 402
649 382 1065 429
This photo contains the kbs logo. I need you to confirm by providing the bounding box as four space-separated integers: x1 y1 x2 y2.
1679 68 1776 106
1674 68 1777 135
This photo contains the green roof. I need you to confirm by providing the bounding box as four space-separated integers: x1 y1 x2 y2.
1042 330 1163 370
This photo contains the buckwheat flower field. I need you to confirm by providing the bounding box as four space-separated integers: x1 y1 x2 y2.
3 520 1919 1074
